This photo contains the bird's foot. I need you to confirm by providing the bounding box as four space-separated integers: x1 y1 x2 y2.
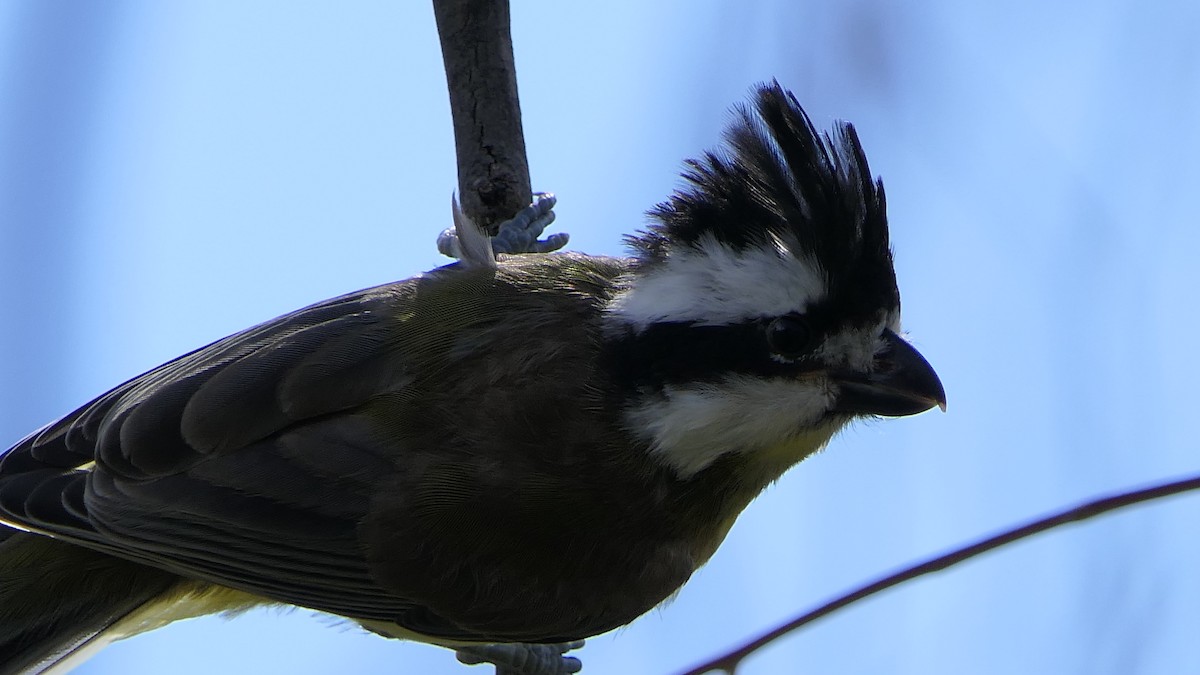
455 640 584 675
491 193 567 255
438 193 568 259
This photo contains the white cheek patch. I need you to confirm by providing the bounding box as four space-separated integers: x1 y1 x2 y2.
608 234 827 329
625 375 839 477
816 325 885 371
813 308 904 372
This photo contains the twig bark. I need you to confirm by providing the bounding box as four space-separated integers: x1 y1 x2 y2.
433 0 532 234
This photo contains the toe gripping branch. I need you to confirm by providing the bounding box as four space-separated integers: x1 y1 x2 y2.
456 641 585 675
438 193 569 259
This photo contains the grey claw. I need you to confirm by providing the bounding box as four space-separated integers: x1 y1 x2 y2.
456 641 584 675
492 193 569 255
438 193 568 259
439 193 568 258
520 231 570 254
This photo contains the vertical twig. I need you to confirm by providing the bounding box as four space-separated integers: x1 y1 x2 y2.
433 0 532 234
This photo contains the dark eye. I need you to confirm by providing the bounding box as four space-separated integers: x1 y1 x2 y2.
765 315 814 359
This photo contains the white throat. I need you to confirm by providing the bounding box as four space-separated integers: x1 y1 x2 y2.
624 374 843 478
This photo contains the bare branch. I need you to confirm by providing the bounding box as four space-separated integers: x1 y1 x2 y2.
433 0 532 234
678 473 1200 675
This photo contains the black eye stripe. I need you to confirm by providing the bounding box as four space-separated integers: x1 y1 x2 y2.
604 317 825 391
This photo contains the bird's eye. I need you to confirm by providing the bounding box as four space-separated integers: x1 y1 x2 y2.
765 315 814 359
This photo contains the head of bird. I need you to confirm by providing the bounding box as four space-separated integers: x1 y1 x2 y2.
601 82 945 482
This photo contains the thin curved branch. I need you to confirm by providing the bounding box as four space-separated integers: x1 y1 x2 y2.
679 472 1200 675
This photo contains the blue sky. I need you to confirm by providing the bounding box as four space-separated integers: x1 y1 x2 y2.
2 2 1198 674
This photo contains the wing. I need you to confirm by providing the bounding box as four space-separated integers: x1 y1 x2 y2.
0 258 604 635
0 273 457 620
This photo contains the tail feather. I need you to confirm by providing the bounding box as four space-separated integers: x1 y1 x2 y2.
0 526 181 675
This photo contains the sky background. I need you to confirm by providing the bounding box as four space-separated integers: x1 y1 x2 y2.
1 2 1198 674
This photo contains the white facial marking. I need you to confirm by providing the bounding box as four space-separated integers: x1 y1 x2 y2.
809 303 902 371
608 234 827 329
816 325 885 372
625 375 840 478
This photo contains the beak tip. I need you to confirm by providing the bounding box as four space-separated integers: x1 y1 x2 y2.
831 330 947 418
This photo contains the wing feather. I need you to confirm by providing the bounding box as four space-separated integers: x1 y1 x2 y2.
0 270 504 623
0 254 630 640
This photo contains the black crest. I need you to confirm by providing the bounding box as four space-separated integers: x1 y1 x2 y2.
630 82 900 321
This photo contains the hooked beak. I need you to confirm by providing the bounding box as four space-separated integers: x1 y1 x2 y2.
832 329 946 417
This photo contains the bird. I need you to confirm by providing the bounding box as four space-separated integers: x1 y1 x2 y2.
0 82 945 675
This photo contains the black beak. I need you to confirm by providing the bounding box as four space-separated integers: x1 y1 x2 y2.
832 329 946 417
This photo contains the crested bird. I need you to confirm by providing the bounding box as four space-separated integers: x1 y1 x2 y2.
0 82 944 674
